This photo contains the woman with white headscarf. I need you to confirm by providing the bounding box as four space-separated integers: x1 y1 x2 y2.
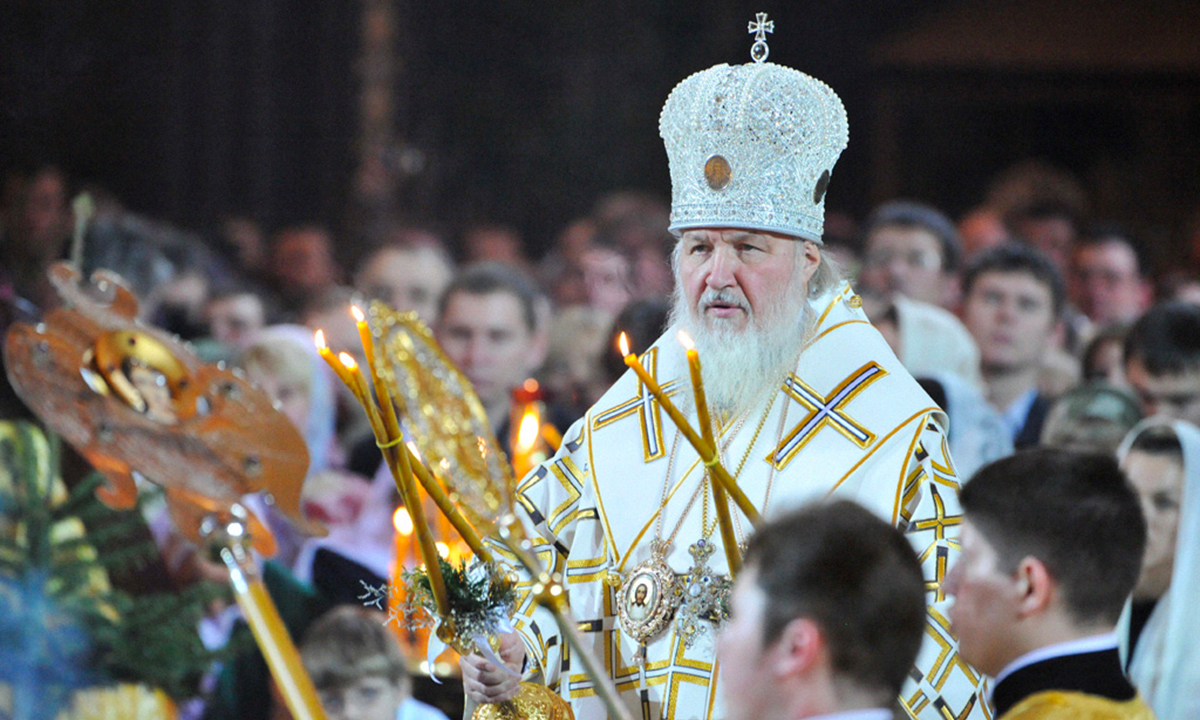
1117 418 1200 720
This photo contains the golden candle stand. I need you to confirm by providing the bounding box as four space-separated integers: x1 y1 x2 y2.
4 263 329 720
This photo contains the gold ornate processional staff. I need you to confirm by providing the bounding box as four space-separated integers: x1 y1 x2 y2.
5 263 329 720
318 302 634 720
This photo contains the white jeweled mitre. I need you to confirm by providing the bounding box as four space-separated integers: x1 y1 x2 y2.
659 15 848 244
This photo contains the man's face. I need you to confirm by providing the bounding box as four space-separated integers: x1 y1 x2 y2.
1016 217 1074 273
963 271 1058 373
1122 449 1184 601
677 228 816 335
860 225 945 305
206 294 266 351
581 247 631 314
245 366 311 437
18 169 70 253
1070 240 1148 325
436 291 539 410
944 519 1021 678
317 675 406 720
272 229 338 292
356 247 453 325
717 567 775 720
1125 359 1200 426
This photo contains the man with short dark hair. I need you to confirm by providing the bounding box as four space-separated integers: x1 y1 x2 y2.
1123 302 1200 426
1006 199 1080 275
947 449 1154 720
1070 225 1151 327
355 235 455 326
860 200 963 308
858 200 980 386
962 244 1065 447
435 262 550 445
720 499 925 720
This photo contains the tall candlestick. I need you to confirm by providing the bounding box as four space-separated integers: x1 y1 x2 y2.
347 307 449 614
617 333 761 524
678 331 741 576
353 306 405 443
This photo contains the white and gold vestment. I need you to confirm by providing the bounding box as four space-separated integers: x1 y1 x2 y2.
494 284 991 720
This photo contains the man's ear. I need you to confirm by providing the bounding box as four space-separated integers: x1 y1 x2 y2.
774 616 825 678
1014 555 1056 618
801 241 821 284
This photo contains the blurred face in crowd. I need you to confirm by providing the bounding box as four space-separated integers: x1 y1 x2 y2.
860 225 945 305
1122 449 1184 601
271 227 339 293
1070 239 1149 325
944 520 1022 677
963 271 1059 375
958 208 1009 260
206 293 266 352
244 363 311 436
1125 360 1200 427
356 246 453 325
581 247 632 315
1015 216 1074 273
16 168 71 256
316 675 406 720
718 567 780 720
437 290 544 414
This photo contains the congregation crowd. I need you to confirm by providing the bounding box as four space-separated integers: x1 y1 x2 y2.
3 148 1199 720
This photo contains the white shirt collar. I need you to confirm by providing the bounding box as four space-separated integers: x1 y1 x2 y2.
806 709 892 720
1000 387 1039 440
991 632 1120 694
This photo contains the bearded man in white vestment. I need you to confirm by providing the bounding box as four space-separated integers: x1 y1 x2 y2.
461 18 990 720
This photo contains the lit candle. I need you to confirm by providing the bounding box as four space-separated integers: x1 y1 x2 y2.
512 403 542 479
315 329 355 389
617 333 761 524
339 352 373 406
678 331 741 575
393 506 414 570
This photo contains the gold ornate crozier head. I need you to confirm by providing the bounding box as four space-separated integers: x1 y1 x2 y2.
3 263 323 554
369 302 523 540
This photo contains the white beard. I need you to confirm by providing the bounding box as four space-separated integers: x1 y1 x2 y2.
669 274 816 421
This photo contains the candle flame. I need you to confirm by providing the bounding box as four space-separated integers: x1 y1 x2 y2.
393 507 413 535
677 330 695 351
337 352 358 371
314 329 327 351
351 305 366 323
436 542 450 559
516 406 541 452
439 457 451 472
618 332 631 357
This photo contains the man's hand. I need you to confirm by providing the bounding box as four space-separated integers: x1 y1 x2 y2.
461 631 526 704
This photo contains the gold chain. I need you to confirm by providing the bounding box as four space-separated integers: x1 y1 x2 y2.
655 392 778 551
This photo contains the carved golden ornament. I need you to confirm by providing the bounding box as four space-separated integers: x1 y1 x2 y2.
3 263 322 554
